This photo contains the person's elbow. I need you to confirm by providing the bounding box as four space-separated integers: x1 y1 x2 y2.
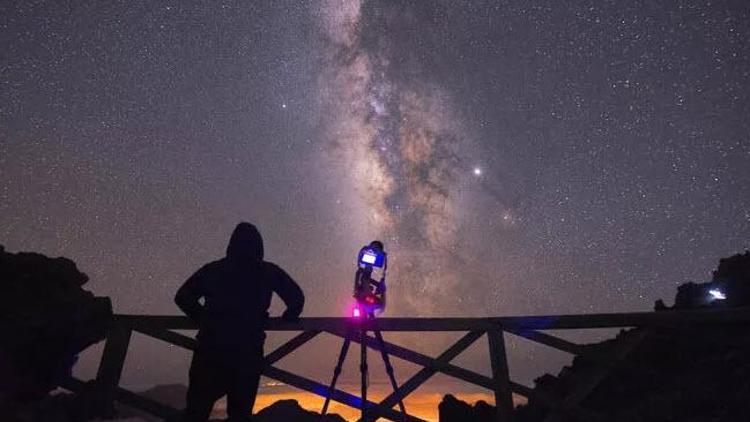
175 289 202 321
174 289 189 313
282 296 304 321
294 290 305 315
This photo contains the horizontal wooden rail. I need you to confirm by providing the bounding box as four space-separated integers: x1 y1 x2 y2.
115 307 750 331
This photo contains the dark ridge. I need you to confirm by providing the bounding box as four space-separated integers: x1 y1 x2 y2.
0 245 113 420
439 394 495 421
254 399 347 422
114 384 187 422
440 251 750 422
116 385 348 422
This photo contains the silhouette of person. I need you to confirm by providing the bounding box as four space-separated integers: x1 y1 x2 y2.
175 222 304 422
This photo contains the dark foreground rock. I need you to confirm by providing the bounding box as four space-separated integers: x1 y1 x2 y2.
113 384 187 422
255 399 346 422
439 394 494 422
116 385 347 422
443 251 750 422
0 245 113 421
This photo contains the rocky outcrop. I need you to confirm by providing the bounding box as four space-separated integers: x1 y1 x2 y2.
672 251 750 309
113 384 187 422
439 394 494 422
115 385 347 422
442 326 750 422
514 324 750 421
443 251 750 422
255 399 347 422
0 245 112 420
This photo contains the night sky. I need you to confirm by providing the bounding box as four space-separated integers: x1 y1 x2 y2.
2 0 750 400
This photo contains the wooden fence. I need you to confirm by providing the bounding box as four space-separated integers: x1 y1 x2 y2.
62 308 750 421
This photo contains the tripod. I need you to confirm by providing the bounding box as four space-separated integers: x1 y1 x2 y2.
321 314 407 421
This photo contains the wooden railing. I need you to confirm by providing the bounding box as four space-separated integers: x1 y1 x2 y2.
62 308 750 421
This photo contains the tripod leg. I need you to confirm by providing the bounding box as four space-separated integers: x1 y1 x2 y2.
360 328 368 420
374 330 407 417
322 334 351 415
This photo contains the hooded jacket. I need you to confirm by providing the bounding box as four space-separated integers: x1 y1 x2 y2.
175 223 304 351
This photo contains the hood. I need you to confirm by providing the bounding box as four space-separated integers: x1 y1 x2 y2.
226 222 264 261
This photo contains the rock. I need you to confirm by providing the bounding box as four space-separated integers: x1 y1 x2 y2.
255 399 346 422
438 394 495 422
474 400 495 420
135 384 187 410
713 251 750 307
115 385 349 422
660 251 750 310
113 384 188 422
0 245 112 420
515 251 750 421
439 394 473 421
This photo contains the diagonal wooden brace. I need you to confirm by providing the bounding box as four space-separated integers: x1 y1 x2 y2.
94 325 132 417
364 331 485 422
264 365 426 422
488 329 514 422
326 328 495 389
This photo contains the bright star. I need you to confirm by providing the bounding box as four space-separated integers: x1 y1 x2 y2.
473 167 482 176
282 103 287 109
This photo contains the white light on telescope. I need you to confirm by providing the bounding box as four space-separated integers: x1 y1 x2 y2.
709 289 726 300
362 253 377 264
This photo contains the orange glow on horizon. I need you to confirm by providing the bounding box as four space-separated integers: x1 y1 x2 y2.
211 388 527 421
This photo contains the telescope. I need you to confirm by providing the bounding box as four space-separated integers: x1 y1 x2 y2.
351 240 387 319
324 240 408 419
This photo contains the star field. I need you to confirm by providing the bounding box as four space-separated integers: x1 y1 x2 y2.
2 0 749 388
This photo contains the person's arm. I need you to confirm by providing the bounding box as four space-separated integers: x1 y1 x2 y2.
175 265 208 323
271 265 305 321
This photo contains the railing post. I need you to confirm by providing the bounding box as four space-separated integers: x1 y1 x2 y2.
94 324 132 417
488 329 514 421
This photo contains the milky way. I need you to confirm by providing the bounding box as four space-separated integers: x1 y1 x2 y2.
316 0 506 315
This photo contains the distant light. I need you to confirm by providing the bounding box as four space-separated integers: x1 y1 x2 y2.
709 289 726 300
352 307 361 318
473 167 482 176
282 103 287 109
